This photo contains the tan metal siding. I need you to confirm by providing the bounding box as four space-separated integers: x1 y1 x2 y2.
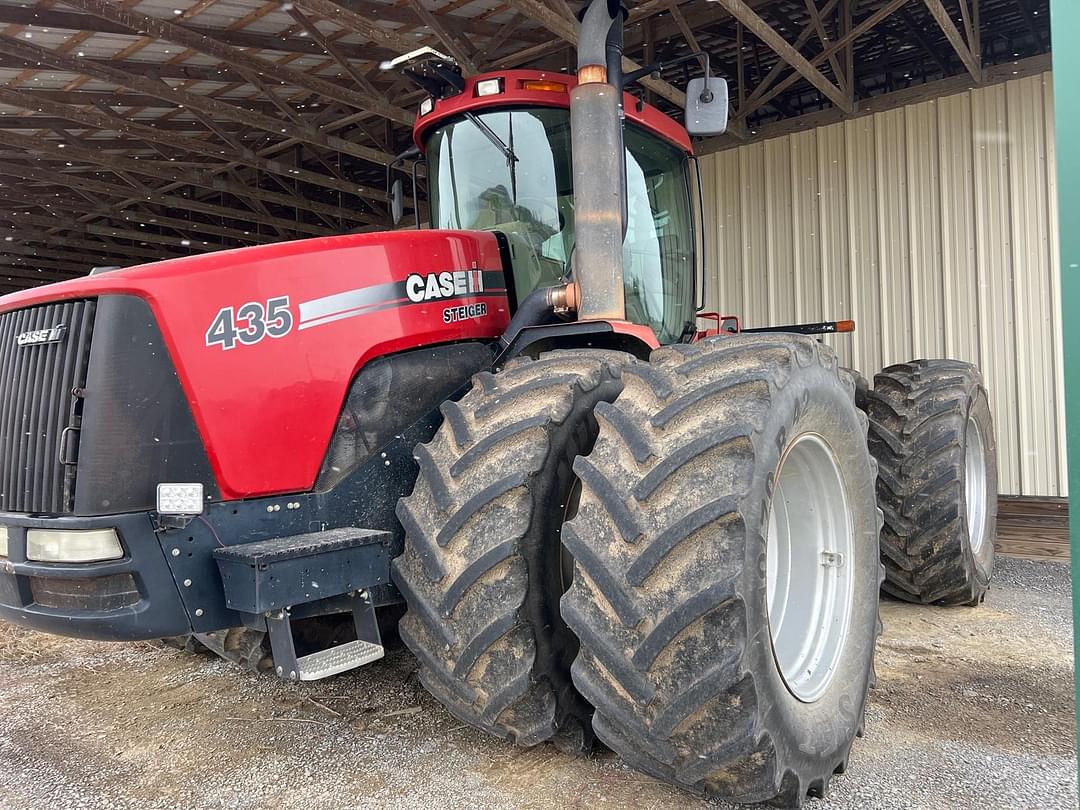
699 71 1063 496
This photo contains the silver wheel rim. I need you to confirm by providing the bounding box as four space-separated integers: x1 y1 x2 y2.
965 416 988 554
765 433 855 703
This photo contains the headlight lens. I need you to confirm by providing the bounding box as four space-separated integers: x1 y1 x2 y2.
26 529 123 563
0 526 7 558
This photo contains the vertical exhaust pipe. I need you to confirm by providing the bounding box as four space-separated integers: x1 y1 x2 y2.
571 0 627 322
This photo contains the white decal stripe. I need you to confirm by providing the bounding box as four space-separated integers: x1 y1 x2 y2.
298 282 400 326
297 298 407 331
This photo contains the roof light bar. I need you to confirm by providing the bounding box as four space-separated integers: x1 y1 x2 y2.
521 79 567 93
475 78 503 97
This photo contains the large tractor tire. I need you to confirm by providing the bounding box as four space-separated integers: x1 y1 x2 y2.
393 352 626 747
562 335 882 807
865 360 997 606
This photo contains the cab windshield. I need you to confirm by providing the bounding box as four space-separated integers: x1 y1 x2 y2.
425 107 695 344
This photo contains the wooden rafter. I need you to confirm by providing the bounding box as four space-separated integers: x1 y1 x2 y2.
0 164 336 237
62 0 414 126
409 0 479 74
501 0 687 107
0 35 395 167
734 0 911 123
0 86 388 202
0 130 376 225
922 0 982 82
712 0 853 113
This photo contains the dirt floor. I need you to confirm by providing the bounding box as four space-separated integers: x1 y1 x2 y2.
0 556 1074 810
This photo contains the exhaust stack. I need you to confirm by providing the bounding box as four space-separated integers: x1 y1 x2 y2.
570 0 627 322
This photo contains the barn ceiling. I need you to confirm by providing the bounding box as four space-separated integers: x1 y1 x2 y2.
0 0 1051 290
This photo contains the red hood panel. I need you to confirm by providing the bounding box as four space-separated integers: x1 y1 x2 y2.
1 230 510 499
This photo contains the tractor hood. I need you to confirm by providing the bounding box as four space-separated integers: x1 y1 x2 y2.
0 230 510 499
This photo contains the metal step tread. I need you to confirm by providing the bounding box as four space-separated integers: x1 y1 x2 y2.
295 639 384 681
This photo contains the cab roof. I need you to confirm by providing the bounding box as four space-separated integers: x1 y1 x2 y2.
412 69 693 155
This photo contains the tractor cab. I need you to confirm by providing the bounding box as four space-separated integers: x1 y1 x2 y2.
398 68 703 345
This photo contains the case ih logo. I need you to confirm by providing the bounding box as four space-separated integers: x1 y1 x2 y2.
405 270 486 303
16 324 66 346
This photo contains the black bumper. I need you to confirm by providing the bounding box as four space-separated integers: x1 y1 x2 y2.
0 417 436 642
0 511 192 641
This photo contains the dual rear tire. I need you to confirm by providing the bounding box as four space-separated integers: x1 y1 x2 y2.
393 341 997 807
864 360 996 606
560 336 881 805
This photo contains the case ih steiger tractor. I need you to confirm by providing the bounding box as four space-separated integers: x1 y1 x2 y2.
0 1 996 805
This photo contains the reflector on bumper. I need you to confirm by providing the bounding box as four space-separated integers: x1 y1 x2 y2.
26 528 123 563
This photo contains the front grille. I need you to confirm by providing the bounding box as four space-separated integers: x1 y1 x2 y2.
0 300 95 514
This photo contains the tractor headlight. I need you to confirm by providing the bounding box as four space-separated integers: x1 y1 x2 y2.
0 526 8 558
26 529 123 563
419 97 434 116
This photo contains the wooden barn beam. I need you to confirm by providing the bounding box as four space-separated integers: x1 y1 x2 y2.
0 165 337 237
291 0 427 53
408 0 479 74
734 0 910 122
721 0 840 115
0 130 378 225
0 6 405 63
922 0 983 82
0 225 184 263
0 241 121 274
500 0 687 107
2 193 280 246
899 6 952 74
0 55 246 83
0 86 391 203
478 12 526 62
711 0 853 113
60 0 414 126
803 0 847 92
0 35 395 167
285 5 381 96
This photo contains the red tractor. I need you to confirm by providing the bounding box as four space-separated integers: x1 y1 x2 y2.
0 2 996 806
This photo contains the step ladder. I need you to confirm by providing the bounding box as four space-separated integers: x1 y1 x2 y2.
265 591 384 681
213 527 392 681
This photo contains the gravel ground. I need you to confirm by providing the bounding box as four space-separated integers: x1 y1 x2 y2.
0 555 1074 810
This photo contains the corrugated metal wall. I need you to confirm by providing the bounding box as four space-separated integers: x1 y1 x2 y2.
700 72 1063 496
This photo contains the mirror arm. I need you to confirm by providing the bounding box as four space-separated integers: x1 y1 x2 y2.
411 157 425 230
386 145 421 195
624 52 712 101
387 145 420 226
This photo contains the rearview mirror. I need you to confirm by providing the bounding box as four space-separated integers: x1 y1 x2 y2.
390 178 404 226
685 77 729 136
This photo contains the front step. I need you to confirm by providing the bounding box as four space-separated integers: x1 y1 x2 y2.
264 590 385 681
290 638 385 681
212 527 392 681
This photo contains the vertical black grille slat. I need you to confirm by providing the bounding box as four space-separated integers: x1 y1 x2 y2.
40 300 71 513
0 300 96 515
10 306 40 511
0 309 21 513
63 303 95 510
30 303 58 510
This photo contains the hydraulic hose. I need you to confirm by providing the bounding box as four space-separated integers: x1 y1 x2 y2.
497 283 579 351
